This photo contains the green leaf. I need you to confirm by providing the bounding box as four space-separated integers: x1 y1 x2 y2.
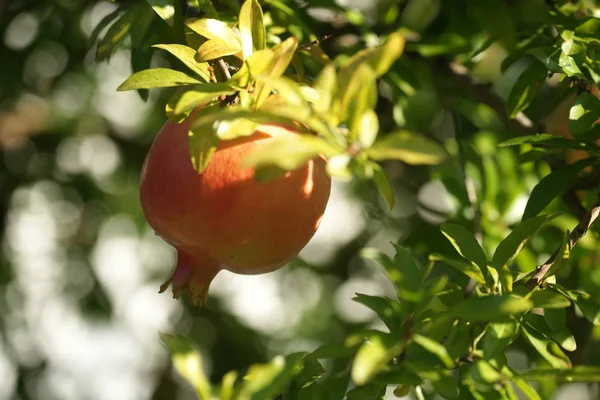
569 91 600 138
88 6 123 50
506 60 548 118
239 354 303 400
340 30 406 78
146 0 174 26
522 157 598 220
421 369 459 399
521 324 571 369
252 37 299 107
498 133 594 150
412 334 454 368
341 64 378 140
351 335 404 386
215 118 259 141
429 254 486 285
440 223 488 278
520 366 600 382
361 247 424 306
239 0 266 58
366 130 447 165
352 294 402 332
96 8 135 62
189 123 220 173
313 64 337 117
371 162 395 210
347 382 387 399
242 135 338 171
220 370 238 400
160 334 212 399
544 307 566 332
568 290 600 326
117 68 202 91
529 289 571 309
482 321 519 358
491 214 559 271
449 295 533 321
357 109 379 148
253 75 306 107
153 44 211 81
196 39 241 62
575 18 600 39
529 47 582 77
173 83 235 115
185 18 241 49
524 314 576 352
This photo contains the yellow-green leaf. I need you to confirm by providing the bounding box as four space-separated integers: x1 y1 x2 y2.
185 18 241 49
153 44 211 81
239 0 266 58
366 130 447 165
117 68 202 91
196 39 241 62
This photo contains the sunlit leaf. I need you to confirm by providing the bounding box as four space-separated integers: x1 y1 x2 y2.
520 366 600 382
189 124 220 174
366 130 448 165
239 0 266 58
160 334 213 399
96 8 135 62
146 0 174 26
196 39 241 62
117 68 202 90
525 314 576 352
186 18 241 49
153 44 211 81
569 91 600 138
521 324 571 369
351 334 404 386
172 83 235 114
412 334 454 368
482 320 519 358
242 135 338 171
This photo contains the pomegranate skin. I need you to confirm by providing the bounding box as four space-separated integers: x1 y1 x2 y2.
140 115 331 306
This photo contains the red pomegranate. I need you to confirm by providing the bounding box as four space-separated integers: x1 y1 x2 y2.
140 113 331 306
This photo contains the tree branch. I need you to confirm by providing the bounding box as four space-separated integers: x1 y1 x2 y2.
527 194 600 289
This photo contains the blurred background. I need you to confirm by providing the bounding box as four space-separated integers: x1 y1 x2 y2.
1 0 600 399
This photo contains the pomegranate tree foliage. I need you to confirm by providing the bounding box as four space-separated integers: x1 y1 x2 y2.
91 0 600 398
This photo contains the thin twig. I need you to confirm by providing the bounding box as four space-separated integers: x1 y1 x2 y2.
298 35 333 51
216 58 232 81
527 194 600 289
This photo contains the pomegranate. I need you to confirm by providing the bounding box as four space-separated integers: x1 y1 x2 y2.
140 113 331 306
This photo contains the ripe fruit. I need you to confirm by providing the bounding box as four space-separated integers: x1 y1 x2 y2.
140 114 331 306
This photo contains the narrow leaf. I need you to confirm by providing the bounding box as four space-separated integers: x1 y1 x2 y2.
449 295 533 321
196 39 241 62
506 60 548 118
239 0 266 58
440 223 488 277
412 334 454 368
153 44 211 81
117 68 202 91
372 163 395 210
522 157 598 220
146 0 175 26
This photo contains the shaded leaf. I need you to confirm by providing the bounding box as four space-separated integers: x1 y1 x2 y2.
173 83 235 114
449 295 533 321
506 61 548 118
352 294 402 332
520 366 600 382
529 289 571 309
96 8 135 62
492 214 559 271
429 254 486 285
371 162 395 210
482 320 519 359
522 157 598 220
441 223 488 278
568 290 600 326
525 314 576 352
569 91 600 138
521 324 571 369
412 334 454 368
499 133 595 150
